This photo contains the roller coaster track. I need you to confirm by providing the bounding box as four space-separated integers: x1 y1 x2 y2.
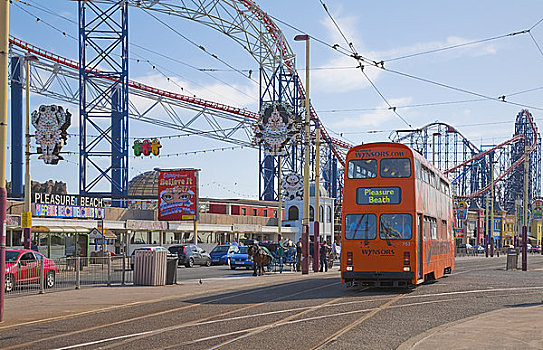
9 36 351 155
456 110 538 199
393 116 538 200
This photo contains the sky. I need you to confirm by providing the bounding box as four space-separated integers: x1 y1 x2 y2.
6 0 543 199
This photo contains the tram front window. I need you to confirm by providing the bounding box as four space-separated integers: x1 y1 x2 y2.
379 214 412 240
345 214 377 240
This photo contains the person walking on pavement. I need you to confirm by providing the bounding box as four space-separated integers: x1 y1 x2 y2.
277 243 285 273
296 239 302 272
320 241 329 272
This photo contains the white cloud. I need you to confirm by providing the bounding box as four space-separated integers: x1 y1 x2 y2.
328 97 412 129
132 73 258 109
312 56 381 93
380 36 497 61
311 9 497 96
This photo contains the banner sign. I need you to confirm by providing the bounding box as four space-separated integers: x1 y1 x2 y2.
532 199 543 220
34 193 104 208
34 203 105 219
158 169 199 221
21 212 32 229
7 215 21 227
455 202 468 221
126 220 167 230
356 187 401 205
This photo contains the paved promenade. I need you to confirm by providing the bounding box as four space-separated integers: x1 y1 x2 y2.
1 271 542 349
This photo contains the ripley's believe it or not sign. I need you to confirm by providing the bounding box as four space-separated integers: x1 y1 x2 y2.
158 169 199 221
33 193 105 219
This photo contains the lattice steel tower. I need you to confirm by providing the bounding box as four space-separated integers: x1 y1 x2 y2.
79 1 129 207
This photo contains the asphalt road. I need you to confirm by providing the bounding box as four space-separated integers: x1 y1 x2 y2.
1 255 543 349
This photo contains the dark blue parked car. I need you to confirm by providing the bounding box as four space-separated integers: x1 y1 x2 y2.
228 246 253 270
209 244 239 265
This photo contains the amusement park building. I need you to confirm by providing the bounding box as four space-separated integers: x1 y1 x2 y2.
4 171 297 259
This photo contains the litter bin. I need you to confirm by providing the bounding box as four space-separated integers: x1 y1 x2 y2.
166 256 178 285
506 250 518 270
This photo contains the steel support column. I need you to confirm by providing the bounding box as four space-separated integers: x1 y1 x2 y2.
10 56 23 198
79 1 128 206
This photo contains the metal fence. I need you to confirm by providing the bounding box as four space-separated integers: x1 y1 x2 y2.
5 256 134 297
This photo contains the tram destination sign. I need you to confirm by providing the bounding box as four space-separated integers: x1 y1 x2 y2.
357 187 401 205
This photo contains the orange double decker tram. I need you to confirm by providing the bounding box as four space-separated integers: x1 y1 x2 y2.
340 142 454 288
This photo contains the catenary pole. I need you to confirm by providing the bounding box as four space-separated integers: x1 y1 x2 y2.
0 0 10 322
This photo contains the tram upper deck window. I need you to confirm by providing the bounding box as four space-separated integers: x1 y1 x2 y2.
380 158 411 178
345 214 377 240
379 213 413 240
348 159 377 179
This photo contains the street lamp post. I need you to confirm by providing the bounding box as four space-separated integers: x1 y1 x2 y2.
294 34 310 275
24 55 38 249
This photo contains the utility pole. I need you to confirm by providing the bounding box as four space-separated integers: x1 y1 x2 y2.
485 191 489 258
522 146 529 271
294 34 310 275
313 128 320 272
23 55 38 249
490 160 494 257
277 155 282 242
0 0 10 322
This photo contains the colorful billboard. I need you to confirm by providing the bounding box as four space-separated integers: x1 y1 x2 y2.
158 169 199 221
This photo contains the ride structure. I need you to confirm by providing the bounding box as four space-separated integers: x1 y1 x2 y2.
390 110 541 213
8 0 350 206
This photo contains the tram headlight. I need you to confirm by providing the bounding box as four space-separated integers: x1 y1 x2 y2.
403 266 410 272
346 266 353 271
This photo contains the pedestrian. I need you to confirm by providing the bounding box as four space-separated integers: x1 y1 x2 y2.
277 243 285 273
296 239 302 272
319 241 328 272
332 240 337 260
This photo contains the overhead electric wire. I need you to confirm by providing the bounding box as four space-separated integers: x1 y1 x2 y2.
141 8 259 85
272 7 543 112
530 16 543 30
529 32 543 58
318 0 413 128
384 30 530 63
14 0 255 105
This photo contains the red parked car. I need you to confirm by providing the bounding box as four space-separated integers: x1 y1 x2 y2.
4 249 57 293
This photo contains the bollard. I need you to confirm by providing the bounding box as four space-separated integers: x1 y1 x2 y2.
107 254 112 286
122 253 126 286
75 257 81 290
39 257 45 294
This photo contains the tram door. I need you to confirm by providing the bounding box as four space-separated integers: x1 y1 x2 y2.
417 214 423 280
